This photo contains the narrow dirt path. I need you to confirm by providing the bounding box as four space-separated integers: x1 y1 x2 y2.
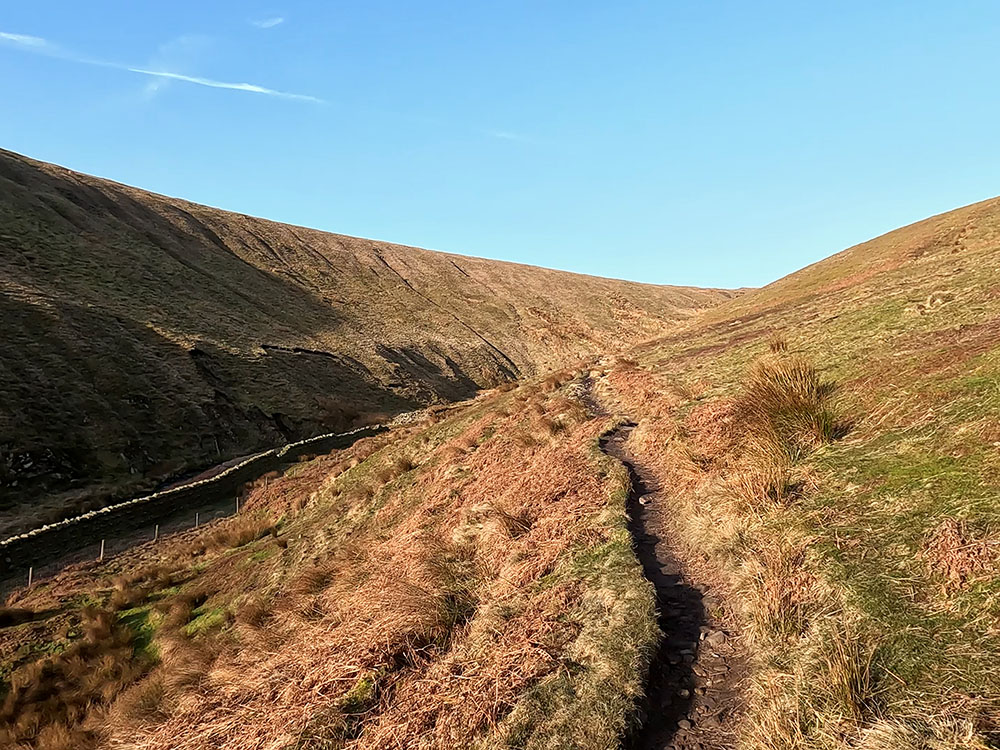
583 377 745 750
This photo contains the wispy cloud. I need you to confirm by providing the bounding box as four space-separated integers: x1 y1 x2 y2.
485 129 536 144
0 31 50 48
0 28 322 104
139 34 211 100
127 67 322 102
251 17 285 29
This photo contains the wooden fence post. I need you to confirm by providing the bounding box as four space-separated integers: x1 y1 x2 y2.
98 539 105 562
27 567 33 587
154 524 159 542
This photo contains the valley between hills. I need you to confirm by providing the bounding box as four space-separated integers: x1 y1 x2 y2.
2 151 1000 750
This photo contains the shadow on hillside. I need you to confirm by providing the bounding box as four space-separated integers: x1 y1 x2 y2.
0 294 419 539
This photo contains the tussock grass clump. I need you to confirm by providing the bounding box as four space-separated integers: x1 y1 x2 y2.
667 378 705 402
157 635 215 692
110 580 152 611
110 673 170 727
820 625 883 725
376 454 417 484
161 598 196 630
454 432 480 452
747 542 821 642
156 588 211 629
536 415 567 438
289 560 340 598
513 430 539 449
737 354 839 456
472 502 533 538
208 516 274 550
768 333 789 353
748 622 885 748
181 516 274 558
344 483 375 508
541 369 572 392
235 597 271 630
393 455 416 474
547 395 589 424
527 403 547 422
615 356 639 371
731 353 841 504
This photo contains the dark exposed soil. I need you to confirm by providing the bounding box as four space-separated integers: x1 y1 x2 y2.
600 422 745 750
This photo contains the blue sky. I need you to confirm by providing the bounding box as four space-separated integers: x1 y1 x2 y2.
2 2 999 288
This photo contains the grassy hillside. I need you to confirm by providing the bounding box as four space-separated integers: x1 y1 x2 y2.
5 160 1000 749
0 370 660 750
597 196 1000 748
0 149 731 536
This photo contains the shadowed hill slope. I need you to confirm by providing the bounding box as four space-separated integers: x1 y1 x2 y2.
0 149 732 535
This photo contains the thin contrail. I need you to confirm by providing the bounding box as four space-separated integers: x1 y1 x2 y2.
0 29 324 104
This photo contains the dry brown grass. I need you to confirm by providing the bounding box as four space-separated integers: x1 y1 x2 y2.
923 518 998 592
235 597 271 629
473 502 534 538
110 673 171 728
180 515 274 558
512 430 539 449
0 607 151 749
768 333 789 353
541 369 571 392
536 415 567 438
615 356 639 370
288 561 337 598
546 394 589 424
821 625 883 725
856 718 994 749
14 391 654 749
602 359 879 750
746 542 821 642
666 378 704 401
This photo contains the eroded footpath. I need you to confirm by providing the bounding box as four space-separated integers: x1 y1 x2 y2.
588 378 745 750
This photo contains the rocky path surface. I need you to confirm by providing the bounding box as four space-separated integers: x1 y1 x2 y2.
601 423 745 750
574 365 745 749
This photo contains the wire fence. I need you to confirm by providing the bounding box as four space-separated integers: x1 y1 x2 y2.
1 424 385 593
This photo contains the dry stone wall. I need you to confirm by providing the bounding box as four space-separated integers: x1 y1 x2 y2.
1 425 385 582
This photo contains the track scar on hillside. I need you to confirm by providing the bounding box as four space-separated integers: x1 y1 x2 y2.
590 380 745 750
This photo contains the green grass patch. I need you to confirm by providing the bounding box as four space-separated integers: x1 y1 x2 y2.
183 605 228 637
